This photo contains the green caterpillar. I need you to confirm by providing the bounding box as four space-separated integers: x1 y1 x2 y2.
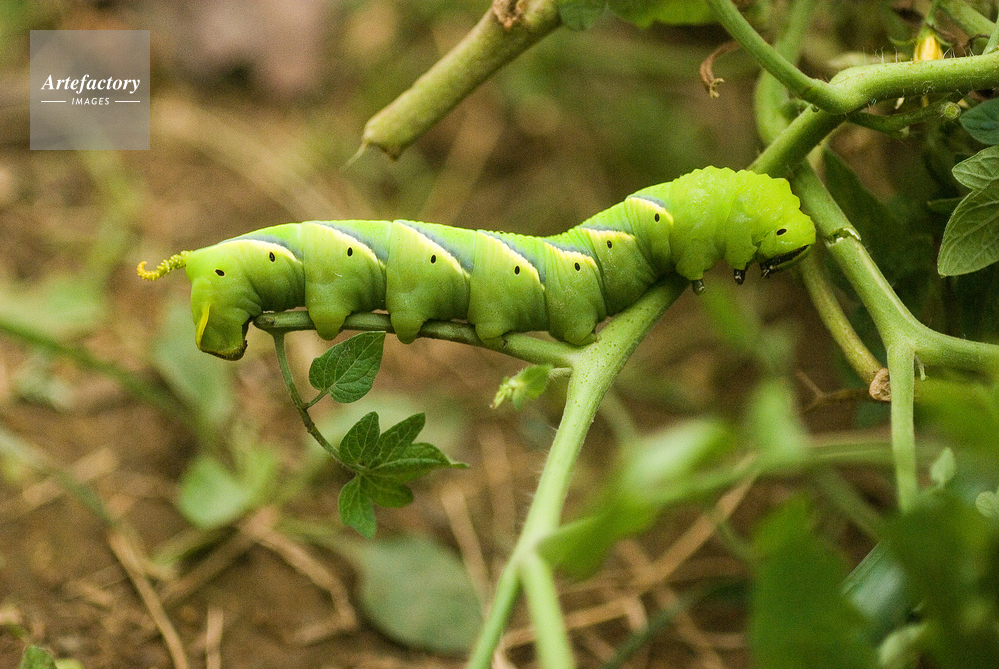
138 167 815 360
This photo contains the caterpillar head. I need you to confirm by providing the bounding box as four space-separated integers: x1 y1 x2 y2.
754 207 815 279
138 248 255 361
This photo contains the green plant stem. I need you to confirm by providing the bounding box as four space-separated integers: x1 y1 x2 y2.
520 552 574 669
742 0 999 509
270 331 340 456
789 165 999 510
887 341 918 510
985 7 999 54
466 277 687 669
361 0 561 158
255 311 576 368
793 167 999 375
798 252 882 384
708 0 999 114
937 0 995 39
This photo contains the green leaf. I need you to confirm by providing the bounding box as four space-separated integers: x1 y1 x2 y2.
841 543 913 644
952 145 999 190
338 477 377 538
961 98 999 145
343 535 483 654
542 419 734 577
176 447 277 529
309 332 385 403
929 447 956 488
336 412 465 536
338 412 382 467
557 0 606 30
608 0 715 27
750 498 877 669
313 391 466 461
938 181 999 275
492 364 552 409
19 646 57 669
748 379 809 467
976 489 999 520
883 495 999 668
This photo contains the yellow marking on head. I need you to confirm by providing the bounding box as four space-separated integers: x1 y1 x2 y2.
195 302 211 350
137 251 189 281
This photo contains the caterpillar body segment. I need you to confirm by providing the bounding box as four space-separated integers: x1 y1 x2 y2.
140 167 815 360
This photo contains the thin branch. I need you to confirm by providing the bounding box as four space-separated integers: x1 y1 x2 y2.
108 529 190 669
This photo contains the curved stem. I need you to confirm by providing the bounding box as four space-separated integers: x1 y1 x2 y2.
520 552 573 669
937 0 995 39
792 167 999 376
798 252 882 384
708 0 999 114
271 331 339 456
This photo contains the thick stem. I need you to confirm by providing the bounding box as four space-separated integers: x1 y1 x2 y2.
887 341 918 510
466 278 687 669
362 0 561 158
708 0 999 114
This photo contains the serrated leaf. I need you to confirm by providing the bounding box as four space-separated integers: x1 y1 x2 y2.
372 442 455 480
313 391 466 461
378 413 426 457
492 364 552 409
557 0 606 29
961 98 999 145
339 477 376 538
309 332 385 403
359 475 414 508
609 0 715 27
338 412 382 466
953 145 999 190
938 181 999 275
336 412 465 536
344 535 483 654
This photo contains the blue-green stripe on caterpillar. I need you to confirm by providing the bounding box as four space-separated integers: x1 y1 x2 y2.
138 167 815 360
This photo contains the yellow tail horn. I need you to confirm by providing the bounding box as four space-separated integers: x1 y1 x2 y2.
137 251 190 281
